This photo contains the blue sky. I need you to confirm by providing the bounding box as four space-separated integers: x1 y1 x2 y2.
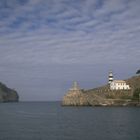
0 0 140 101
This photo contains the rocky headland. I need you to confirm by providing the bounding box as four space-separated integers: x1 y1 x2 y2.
62 75 140 106
0 82 19 102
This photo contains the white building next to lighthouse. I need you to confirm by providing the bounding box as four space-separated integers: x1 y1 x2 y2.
108 71 130 90
110 80 130 90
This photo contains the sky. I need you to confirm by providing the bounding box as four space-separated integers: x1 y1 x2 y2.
0 0 140 101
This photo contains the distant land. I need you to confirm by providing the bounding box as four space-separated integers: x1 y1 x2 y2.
0 82 19 103
62 75 140 106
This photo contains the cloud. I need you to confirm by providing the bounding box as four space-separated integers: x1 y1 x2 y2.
0 0 140 100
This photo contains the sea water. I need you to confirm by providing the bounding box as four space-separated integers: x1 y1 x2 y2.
0 102 140 140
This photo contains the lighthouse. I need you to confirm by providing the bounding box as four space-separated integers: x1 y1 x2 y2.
108 71 113 84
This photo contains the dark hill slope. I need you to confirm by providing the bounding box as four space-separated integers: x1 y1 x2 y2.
0 82 19 102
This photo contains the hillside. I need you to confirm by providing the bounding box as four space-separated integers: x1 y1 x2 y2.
126 75 140 89
62 75 140 106
0 82 19 102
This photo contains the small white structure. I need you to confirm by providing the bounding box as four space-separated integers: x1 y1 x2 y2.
110 80 130 90
69 81 80 91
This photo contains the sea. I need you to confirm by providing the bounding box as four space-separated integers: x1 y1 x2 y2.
0 102 140 140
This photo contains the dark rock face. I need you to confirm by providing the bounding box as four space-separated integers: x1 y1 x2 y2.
0 82 19 102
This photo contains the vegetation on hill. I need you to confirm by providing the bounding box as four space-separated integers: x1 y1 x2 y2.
136 69 140 74
132 88 140 101
0 82 19 102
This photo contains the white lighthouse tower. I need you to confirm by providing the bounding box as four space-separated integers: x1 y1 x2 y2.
108 71 113 84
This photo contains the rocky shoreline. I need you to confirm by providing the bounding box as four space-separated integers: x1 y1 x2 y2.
62 90 140 107
62 76 140 107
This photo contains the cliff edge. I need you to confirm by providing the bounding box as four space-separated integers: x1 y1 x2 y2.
0 82 19 102
62 76 140 106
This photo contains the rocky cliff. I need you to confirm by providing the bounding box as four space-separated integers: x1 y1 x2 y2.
0 82 19 102
62 76 140 106
62 90 89 106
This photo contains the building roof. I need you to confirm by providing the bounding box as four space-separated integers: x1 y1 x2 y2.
113 80 126 83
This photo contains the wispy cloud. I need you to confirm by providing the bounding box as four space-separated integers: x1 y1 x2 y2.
0 0 140 100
